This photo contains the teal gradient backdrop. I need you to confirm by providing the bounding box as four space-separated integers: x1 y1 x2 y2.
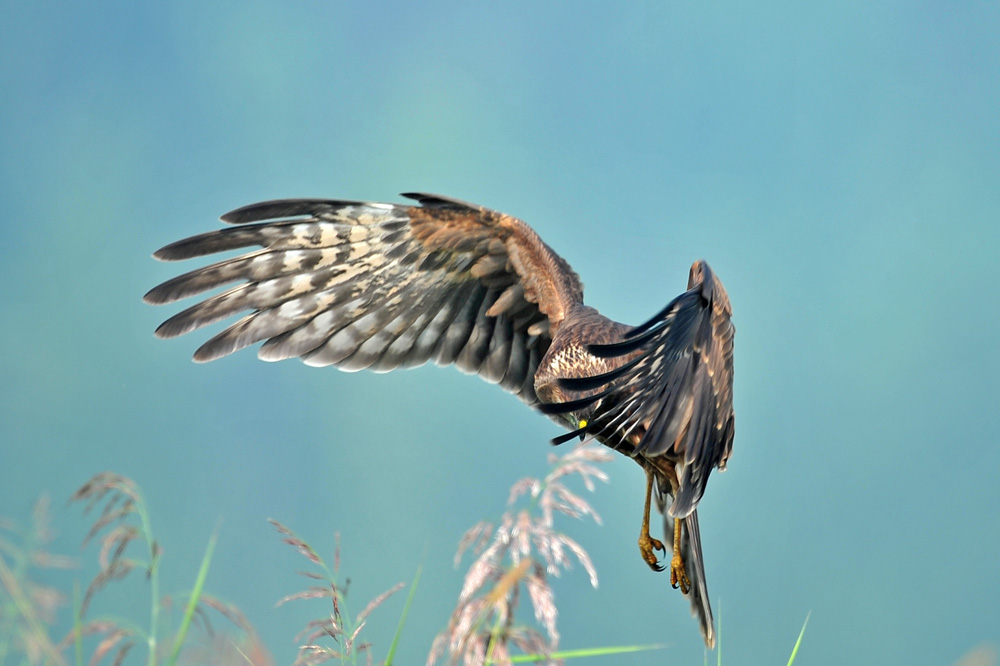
2 2 998 664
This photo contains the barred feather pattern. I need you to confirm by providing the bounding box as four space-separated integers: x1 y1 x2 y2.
145 194 736 651
143 195 585 403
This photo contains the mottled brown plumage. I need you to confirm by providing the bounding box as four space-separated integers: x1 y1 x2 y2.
144 193 735 648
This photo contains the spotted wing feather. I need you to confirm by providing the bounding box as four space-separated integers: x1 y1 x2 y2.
144 195 584 403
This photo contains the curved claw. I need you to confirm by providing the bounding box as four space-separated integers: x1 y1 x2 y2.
638 467 667 572
670 552 691 593
639 532 666 572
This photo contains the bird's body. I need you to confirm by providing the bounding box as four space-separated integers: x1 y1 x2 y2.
144 194 734 648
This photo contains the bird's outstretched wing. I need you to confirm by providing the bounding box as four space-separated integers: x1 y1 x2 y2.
143 194 584 403
542 260 734 517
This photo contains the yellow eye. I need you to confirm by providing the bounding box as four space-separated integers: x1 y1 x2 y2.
578 419 588 428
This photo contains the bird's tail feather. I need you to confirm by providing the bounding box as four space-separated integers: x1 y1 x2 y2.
672 508 715 648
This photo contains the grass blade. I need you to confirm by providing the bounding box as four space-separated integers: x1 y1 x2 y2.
716 600 722 666
785 612 811 666
165 530 218 666
384 565 421 666
499 643 666 663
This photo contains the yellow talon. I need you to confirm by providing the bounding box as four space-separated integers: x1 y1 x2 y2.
669 517 691 594
638 468 666 572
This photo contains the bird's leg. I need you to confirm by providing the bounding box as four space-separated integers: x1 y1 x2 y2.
669 517 691 594
638 468 666 572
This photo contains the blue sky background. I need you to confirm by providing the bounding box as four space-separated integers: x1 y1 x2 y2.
2 1 999 664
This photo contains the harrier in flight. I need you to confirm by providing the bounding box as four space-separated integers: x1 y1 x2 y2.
144 194 735 648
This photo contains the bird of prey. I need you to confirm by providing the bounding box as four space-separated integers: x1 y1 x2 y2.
143 193 735 648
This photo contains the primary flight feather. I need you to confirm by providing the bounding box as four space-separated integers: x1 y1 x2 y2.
144 193 735 648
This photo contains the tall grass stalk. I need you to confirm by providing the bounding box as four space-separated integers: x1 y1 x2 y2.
384 565 422 666
165 530 217 666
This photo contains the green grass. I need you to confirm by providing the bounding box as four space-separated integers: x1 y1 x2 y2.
165 530 217 666
2 470 816 666
786 612 810 666
498 643 667 663
384 565 422 666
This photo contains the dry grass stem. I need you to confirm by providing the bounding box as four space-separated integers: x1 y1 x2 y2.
89 627 134 666
270 520 404 666
429 441 611 666
0 495 75 663
64 473 271 665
